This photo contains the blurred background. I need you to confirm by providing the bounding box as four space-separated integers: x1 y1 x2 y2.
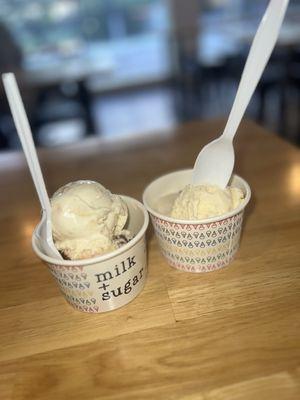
0 0 300 151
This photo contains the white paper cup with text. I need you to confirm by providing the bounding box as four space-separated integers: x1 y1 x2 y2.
32 196 149 313
143 170 251 273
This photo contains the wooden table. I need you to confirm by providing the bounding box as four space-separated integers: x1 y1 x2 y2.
0 120 299 400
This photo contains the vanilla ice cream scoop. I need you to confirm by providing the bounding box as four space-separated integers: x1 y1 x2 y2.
51 180 129 260
170 184 244 220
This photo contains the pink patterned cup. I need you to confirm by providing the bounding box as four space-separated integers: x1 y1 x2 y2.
32 196 149 313
143 169 251 273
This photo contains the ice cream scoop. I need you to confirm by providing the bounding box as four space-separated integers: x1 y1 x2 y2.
170 184 244 220
51 180 129 260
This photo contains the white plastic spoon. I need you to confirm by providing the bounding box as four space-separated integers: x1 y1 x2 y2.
192 0 289 188
2 73 62 259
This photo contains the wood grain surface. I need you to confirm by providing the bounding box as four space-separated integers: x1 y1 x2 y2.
0 119 299 400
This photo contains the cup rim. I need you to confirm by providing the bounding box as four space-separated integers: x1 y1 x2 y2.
32 195 149 266
143 169 251 224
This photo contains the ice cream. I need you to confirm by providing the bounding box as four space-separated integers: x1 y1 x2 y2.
158 184 244 220
51 180 130 260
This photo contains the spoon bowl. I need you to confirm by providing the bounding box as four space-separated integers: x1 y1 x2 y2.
192 137 234 187
35 212 62 259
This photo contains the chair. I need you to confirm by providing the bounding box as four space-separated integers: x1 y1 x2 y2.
33 80 95 146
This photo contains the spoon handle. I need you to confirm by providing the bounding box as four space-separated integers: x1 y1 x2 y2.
222 0 289 141
2 73 51 212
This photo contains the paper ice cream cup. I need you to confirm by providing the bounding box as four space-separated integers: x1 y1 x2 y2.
32 196 149 313
143 169 251 273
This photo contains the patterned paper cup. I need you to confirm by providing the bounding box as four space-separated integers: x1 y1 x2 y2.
143 170 251 273
32 196 149 313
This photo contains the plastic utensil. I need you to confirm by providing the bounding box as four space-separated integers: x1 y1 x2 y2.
192 0 289 188
2 73 62 259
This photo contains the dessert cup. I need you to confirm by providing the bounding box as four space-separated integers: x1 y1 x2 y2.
143 169 251 273
32 196 149 313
